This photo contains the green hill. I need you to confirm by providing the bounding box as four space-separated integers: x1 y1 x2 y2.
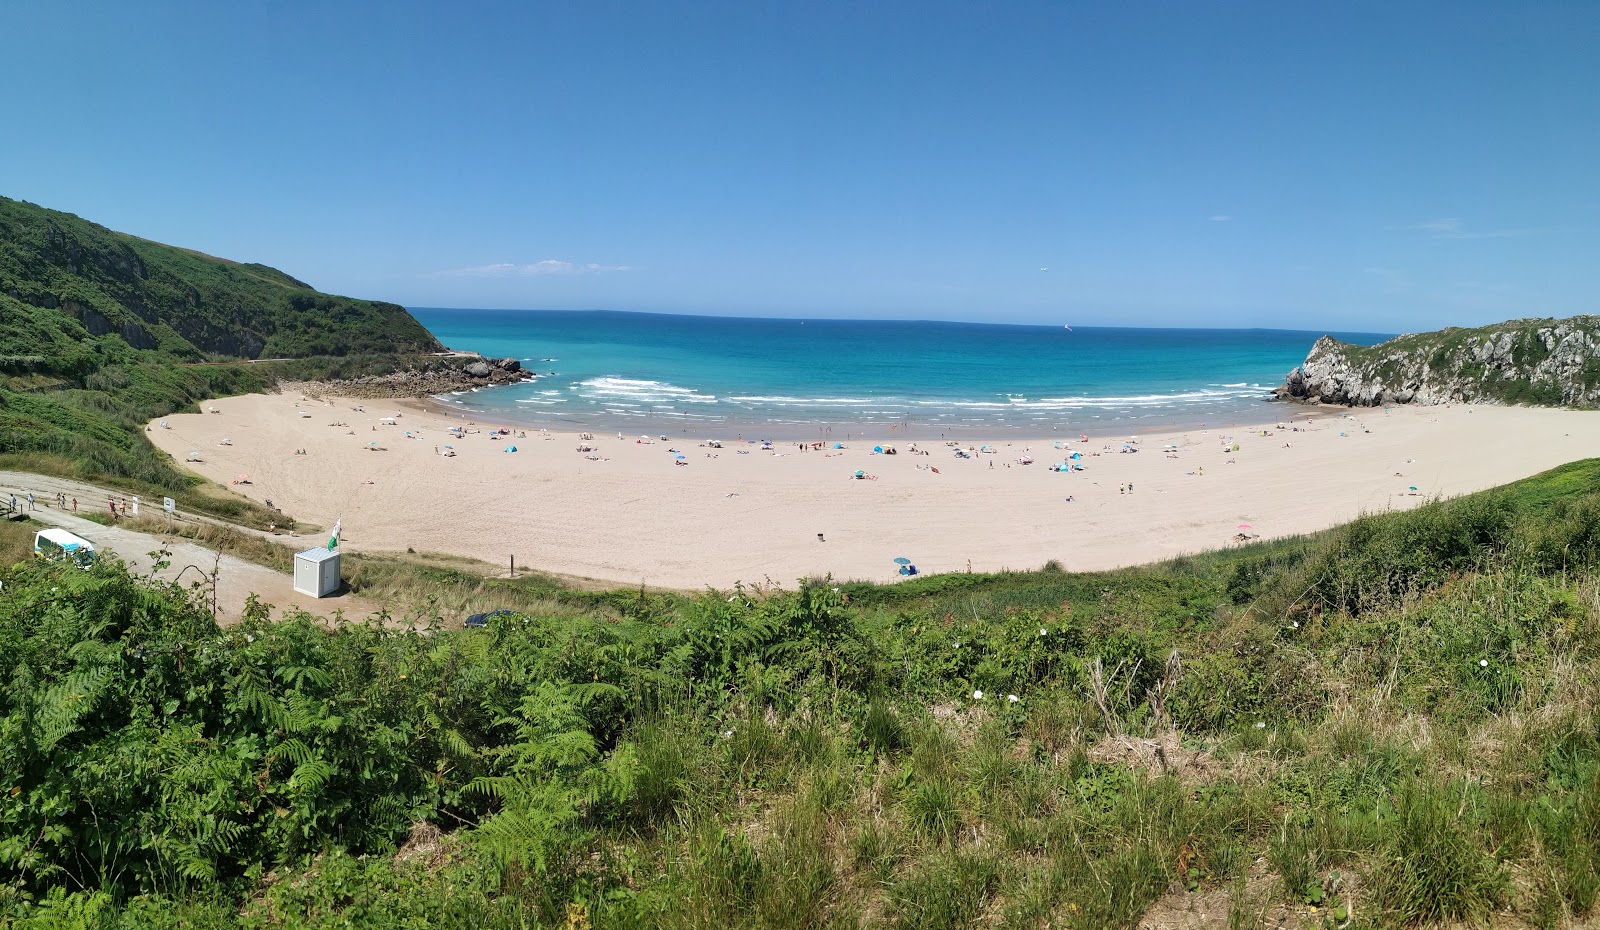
0 195 440 368
0 195 444 519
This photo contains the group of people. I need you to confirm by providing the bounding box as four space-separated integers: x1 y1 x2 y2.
9 492 78 513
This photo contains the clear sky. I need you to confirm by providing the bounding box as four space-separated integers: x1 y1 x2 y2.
2 2 1596 331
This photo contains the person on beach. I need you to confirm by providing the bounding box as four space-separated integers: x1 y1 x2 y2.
27 492 34 511
71 498 77 513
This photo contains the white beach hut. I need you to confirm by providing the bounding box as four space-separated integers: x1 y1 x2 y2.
293 547 341 597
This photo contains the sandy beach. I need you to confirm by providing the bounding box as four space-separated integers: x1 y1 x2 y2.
145 392 1600 590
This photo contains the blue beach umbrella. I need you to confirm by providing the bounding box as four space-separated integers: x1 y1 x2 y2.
893 557 911 565
504 445 518 452
676 454 686 460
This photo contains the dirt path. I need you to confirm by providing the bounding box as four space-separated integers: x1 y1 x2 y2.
1 472 383 624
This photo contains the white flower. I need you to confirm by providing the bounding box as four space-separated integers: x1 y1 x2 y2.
1291 621 1300 629
972 690 984 700
831 586 839 592
1007 694 1019 704
722 729 734 739
1254 721 1266 729
1479 659 1489 667
1039 627 1048 636
954 642 961 649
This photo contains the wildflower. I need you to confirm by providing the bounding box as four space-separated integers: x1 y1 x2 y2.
1479 659 1489 667
972 690 984 700
722 729 734 739
1007 694 1019 704
954 642 961 649
831 586 839 592
1291 621 1300 629
1039 627 1048 636
1254 721 1266 729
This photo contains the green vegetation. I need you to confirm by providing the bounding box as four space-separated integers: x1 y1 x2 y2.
0 195 445 524
1312 315 1600 406
4 461 1600 928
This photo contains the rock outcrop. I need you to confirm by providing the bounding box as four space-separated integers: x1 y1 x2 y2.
293 354 533 399
1277 316 1600 408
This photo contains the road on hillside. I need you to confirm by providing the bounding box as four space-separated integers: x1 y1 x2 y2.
0 471 383 625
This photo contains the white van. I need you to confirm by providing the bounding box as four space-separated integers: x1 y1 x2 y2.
33 528 96 567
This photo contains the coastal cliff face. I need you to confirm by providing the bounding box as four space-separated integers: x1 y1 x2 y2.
1278 316 1600 407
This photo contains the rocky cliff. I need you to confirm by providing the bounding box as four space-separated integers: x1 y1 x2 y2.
1277 316 1600 408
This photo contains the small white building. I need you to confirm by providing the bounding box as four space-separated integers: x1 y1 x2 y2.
293 547 342 597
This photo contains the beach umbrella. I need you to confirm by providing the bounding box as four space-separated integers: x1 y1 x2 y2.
854 470 864 477
443 444 454 449
237 473 249 481
1409 485 1418 491
675 454 686 460
893 557 911 565
1237 523 1254 529
504 445 518 452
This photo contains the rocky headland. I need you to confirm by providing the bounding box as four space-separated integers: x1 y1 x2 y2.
285 354 535 399
1277 316 1600 408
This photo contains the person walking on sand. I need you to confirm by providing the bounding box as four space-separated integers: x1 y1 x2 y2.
71 497 77 513
27 492 34 511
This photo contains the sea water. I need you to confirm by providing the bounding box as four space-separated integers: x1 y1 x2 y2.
410 308 1388 439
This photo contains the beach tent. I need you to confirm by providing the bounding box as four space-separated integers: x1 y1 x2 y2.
834 443 845 449
873 445 883 454
504 445 518 453
1069 452 1083 459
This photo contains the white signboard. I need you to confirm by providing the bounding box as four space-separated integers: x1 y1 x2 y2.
131 496 139 516
163 497 175 513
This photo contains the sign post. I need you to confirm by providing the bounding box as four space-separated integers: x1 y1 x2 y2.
163 497 175 531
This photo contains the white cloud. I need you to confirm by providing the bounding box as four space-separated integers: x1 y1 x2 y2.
1401 218 1530 240
1209 214 1232 222
435 259 632 277
1362 266 1412 292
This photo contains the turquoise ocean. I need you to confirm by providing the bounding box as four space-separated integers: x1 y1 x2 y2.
410 309 1389 439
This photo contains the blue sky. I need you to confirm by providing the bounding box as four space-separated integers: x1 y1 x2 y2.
2 1 1596 331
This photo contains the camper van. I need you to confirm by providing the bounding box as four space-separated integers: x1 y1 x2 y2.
33 528 96 567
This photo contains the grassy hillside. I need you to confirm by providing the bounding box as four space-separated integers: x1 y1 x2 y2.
0 196 440 366
0 195 445 522
3 460 1599 928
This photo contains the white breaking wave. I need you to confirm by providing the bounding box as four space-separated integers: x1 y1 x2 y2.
579 376 719 404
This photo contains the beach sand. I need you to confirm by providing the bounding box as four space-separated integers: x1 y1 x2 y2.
147 393 1600 590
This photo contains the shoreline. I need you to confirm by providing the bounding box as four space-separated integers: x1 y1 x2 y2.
412 383 1324 444
147 388 1600 590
